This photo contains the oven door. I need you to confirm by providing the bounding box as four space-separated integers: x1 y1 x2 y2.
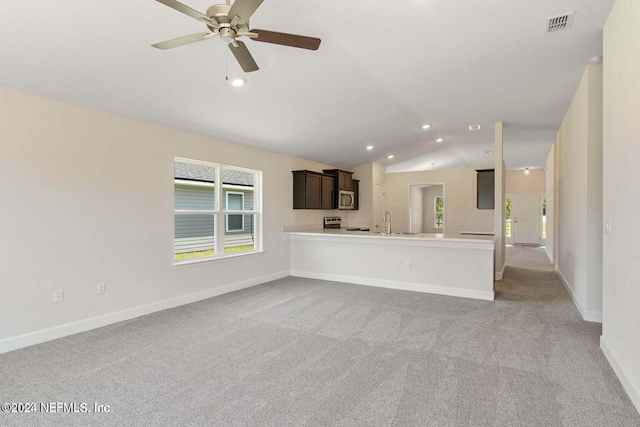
338 190 355 209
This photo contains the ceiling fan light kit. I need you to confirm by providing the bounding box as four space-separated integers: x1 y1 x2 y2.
153 0 321 73
229 77 245 87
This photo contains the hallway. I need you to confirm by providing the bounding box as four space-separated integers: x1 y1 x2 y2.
496 245 638 425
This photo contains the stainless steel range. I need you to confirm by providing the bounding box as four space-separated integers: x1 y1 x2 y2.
323 216 341 229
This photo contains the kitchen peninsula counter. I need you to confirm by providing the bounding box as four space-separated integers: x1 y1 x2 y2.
283 227 496 301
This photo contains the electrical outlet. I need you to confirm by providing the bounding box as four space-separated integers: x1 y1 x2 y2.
605 221 612 235
405 260 411 270
97 282 106 295
53 289 63 303
448 215 454 221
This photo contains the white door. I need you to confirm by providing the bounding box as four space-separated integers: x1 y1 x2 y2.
513 194 541 244
374 183 385 232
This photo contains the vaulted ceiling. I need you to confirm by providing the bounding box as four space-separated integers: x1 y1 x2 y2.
0 0 614 171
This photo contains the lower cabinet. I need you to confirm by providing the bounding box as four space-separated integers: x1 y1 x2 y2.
293 170 335 209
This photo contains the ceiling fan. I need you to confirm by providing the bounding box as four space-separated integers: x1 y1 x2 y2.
152 0 321 72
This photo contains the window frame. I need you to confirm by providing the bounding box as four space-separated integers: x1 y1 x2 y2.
434 196 444 229
174 158 262 265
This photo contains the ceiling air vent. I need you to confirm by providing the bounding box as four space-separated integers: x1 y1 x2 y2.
546 12 575 33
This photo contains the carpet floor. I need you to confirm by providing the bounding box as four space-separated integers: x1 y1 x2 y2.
1 246 639 426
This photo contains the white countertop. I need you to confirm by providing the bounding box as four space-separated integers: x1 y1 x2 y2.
283 226 495 245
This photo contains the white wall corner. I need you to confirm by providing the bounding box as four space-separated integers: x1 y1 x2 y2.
495 261 506 280
555 266 602 323
545 247 555 265
600 335 640 415
0 271 290 355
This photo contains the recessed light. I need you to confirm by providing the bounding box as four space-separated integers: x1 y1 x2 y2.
230 77 245 87
469 124 481 131
485 150 493 154
422 124 431 129
366 145 374 150
436 138 444 143
387 155 394 159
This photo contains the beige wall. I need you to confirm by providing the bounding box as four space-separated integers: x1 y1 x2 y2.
544 145 555 263
506 169 545 194
409 185 424 233
350 162 385 230
0 87 339 349
601 0 640 413
385 168 494 236
556 64 603 321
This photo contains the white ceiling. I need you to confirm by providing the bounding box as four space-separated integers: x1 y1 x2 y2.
0 0 614 172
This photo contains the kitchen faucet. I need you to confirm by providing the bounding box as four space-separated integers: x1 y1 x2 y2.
384 211 391 234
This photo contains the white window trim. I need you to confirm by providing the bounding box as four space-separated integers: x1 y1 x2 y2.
434 196 444 229
225 191 245 232
174 158 262 264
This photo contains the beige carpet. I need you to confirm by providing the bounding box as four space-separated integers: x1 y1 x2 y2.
1 245 638 426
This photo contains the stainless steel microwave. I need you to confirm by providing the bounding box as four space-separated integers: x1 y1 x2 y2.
337 190 355 210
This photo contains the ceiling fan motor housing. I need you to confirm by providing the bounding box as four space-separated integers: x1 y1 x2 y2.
206 4 232 23
205 3 249 40
219 26 237 43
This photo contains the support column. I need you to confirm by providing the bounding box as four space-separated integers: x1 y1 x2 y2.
494 121 506 280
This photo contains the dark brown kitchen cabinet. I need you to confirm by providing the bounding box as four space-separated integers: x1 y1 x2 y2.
292 170 334 209
321 175 335 209
352 179 359 210
322 169 353 191
476 169 495 209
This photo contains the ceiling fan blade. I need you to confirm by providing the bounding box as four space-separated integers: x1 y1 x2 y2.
228 0 264 25
250 29 321 50
155 0 213 24
152 32 216 50
228 41 259 72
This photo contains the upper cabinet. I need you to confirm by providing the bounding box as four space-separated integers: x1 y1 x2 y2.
293 169 358 210
476 169 495 209
352 179 359 210
321 174 335 210
322 169 353 191
292 170 334 209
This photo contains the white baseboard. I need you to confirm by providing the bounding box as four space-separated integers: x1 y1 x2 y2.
600 335 640 415
495 261 506 281
290 270 495 301
0 271 289 355
555 267 602 323
545 247 555 265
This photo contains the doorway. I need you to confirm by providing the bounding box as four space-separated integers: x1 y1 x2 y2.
409 184 445 234
507 194 542 245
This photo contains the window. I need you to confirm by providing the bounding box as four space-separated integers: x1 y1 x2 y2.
434 196 444 228
225 192 245 232
505 198 512 238
174 158 261 263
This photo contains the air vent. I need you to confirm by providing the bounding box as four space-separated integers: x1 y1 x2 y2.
546 12 574 33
